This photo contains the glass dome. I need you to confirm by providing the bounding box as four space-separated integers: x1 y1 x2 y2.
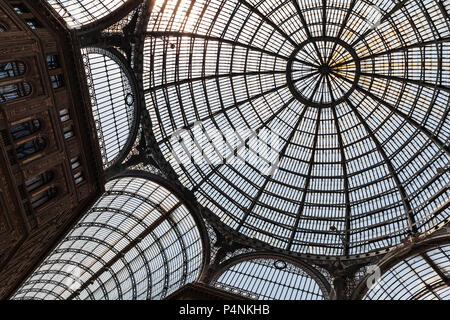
144 0 450 257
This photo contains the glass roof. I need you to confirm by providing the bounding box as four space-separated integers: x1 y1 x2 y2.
46 0 128 29
144 0 450 256
364 244 450 300
13 176 204 300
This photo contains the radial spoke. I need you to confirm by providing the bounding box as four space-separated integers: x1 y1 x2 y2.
287 108 322 250
237 104 309 231
292 70 320 82
322 0 327 37
327 0 357 65
292 0 325 65
350 0 411 47
345 98 417 233
358 72 450 94
145 31 291 61
331 105 351 254
331 71 450 155
238 0 299 48
293 58 321 68
309 74 325 101
145 70 286 94
192 97 297 192
158 82 289 144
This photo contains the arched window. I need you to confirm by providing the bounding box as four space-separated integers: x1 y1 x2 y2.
0 82 31 102
82 47 138 169
25 171 54 194
30 186 57 210
0 61 25 79
363 243 450 300
10 119 41 141
15 137 46 160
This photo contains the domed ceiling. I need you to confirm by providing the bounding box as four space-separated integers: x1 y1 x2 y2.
143 0 450 256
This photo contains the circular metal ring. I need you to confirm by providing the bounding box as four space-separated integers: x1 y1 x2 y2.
286 37 361 108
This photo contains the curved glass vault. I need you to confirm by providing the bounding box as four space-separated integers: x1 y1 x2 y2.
13 175 205 300
82 47 139 169
364 244 450 300
144 0 450 256
212 255 329 300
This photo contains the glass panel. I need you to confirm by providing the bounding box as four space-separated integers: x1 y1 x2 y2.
364 245 450 300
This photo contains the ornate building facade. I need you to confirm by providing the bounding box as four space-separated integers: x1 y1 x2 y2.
0 0 104 299
0 0 449 300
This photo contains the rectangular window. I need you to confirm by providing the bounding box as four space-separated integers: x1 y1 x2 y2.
50 74 65 89
13 4 30 14
59 108 70 123
70 156 81 170
63 125 74 140
25 18 42 29
73 172 84 185
46 55 60 70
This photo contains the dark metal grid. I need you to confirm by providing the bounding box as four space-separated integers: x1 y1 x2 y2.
143 0 450 257
211 253 329 300
12 175 205 300
82 47 140 169
364 244 450 300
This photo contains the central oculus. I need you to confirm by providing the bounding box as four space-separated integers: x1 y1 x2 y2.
287 37 361 108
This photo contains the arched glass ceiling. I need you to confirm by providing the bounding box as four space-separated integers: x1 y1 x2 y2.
45 0 128 29
12 175 204 300
83 47 138 169
212 256 327 300
364 244 450 300
144 0 450 256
